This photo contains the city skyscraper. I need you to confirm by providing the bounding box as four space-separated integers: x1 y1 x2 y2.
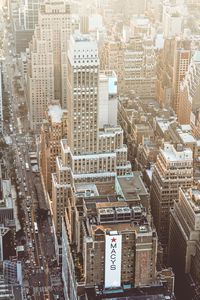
178 51 200 125
123 36 156 97
100 39 125 95
40 101 67 196
172 38 191 115
101 34 156 98
162 2 183 38
52 33 131 236
19 0 41 31
150 143 193 257
2 0 199 298
169 186 200 299
66 34 99 154
27 0 71 130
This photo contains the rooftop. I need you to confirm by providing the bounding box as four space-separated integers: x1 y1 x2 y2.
96 182 116 195
185 188 200 214
131 15 150 25
100 70 118 95
146 167 154 180
75 182 116 199
179 132 196 144
116 172 148 201
161 143 193 162
193 51 200 63
180 124 192 132
143 137 156 147
75 183 99 198
83 196 120 214
96 201 128 209
135 123 152 130
91 221 151 236
156 117 176 134
48 104 66 123
85 283 171 299
73 33 93 42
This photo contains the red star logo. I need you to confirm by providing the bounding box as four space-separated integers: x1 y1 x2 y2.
111 237 116 243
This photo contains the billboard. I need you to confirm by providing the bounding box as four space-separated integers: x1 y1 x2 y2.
104 232 122 288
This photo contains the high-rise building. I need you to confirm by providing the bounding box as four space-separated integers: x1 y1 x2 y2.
156 38 175 108
66 34 99 155
98 70 118 128
157 37 192 111
169 186 200 299
0 274 19 298
100 39 125 95
172 38 191 114
27 33 54 131
51 34 131 236
185 0 200 12
130 15 151 37
40 102 67 196
3 259 22 284
118 97 155 167
0 227 14 261
27 0 71 130
150 143 193 256
0 179 15 227
123 36 156 98
178 51 200 125
19 0 41 31
101 35 156 98
162 3 183 38
11 0 43 54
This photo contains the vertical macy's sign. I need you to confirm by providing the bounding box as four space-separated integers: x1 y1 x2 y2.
104 233 122 288
110 237 118 270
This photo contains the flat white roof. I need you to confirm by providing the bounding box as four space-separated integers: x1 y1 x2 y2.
157 119 170 133
162 143 193 161
180 124 192 132
179 132 196 144
48 105 66 123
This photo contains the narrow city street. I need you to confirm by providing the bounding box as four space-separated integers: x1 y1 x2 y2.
3 19 64 300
